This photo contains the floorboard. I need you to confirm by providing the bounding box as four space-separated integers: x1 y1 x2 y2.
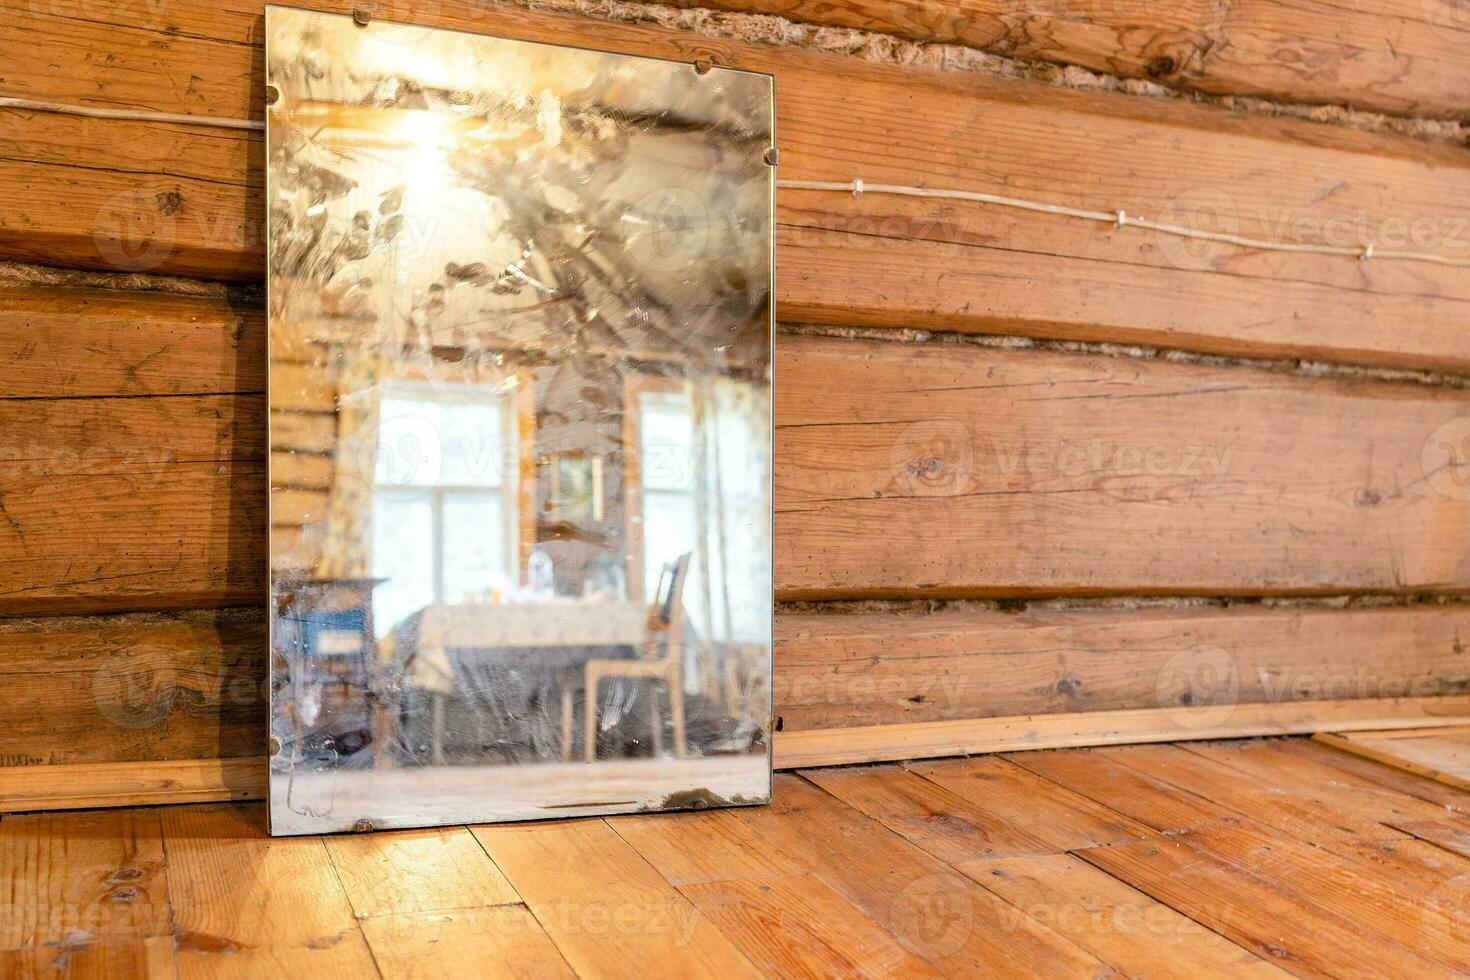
359 906 575 980
1078 836 1444 977
2 737 1468 978
798 764 1075 863
469 818 763 978
1279 736 1470 812
957 853 1290 979
322 826 520 918
678 874 945 978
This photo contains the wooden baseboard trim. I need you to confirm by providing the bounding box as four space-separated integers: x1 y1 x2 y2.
6 697 1467 812
0 758 264 813
1312 731 1470 794
774 696 1470 769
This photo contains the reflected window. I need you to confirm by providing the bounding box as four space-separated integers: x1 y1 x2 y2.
635 384 770 648
638 390 697 602
371 383 518 635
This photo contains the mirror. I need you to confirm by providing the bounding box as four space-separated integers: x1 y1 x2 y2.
264 5 774 835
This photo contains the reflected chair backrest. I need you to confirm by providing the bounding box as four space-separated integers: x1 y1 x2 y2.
649 552 691 661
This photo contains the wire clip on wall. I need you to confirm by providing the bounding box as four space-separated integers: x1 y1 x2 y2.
776 178 1470 269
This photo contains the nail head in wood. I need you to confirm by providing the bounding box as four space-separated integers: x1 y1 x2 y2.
353 7 372 27
763 147 779 167
693 58 713 75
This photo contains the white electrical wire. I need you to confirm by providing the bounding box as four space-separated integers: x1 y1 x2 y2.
0 96 265 131
3 96 1466 268
779 178 1470 269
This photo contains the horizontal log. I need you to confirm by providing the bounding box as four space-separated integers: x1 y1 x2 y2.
777 603 1470 729
270 411 334 454
269 488 329 527
270 452 332 490
270 362 336 414
8 696 1469 810
0 609 266 767
0 284 268 614
0 463 266 615
6 284 1470 608
0 284 263 397
695 0 1470 121
775 695 1470 768
14 600 1465 771
776 334 1470 598
5 2 1470 370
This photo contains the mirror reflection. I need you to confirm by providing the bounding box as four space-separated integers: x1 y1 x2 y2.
265 6 773 835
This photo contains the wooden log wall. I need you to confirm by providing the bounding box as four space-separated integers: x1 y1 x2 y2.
3 0 1470 807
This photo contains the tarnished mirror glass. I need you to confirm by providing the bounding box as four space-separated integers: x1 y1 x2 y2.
264 5 774 835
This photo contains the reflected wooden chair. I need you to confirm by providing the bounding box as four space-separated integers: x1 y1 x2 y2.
565 553 690 762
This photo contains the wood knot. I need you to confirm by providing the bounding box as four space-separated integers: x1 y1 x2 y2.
1354 489 1383 508
1146 56 1177 78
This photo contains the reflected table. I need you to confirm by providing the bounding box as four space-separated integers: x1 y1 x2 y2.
380 600 650 763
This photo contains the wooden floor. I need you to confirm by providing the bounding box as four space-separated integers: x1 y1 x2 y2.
6 737 1470 978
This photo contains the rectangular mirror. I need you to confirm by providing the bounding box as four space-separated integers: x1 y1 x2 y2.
264 5 774 835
